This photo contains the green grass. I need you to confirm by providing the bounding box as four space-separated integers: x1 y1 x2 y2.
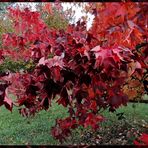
0 101 68 145
0 95 148 145
104 99 148 119
100 102 148 127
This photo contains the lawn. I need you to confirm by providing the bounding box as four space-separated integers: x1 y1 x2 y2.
0 95 148 145
0 101 68 145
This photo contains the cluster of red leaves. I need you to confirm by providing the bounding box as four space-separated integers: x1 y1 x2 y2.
0 2 147 142
88 2 147 101
0 82 12 111
90 2 147 48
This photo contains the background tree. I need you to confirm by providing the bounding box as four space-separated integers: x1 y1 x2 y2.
0 2 14 44
0 2 13 14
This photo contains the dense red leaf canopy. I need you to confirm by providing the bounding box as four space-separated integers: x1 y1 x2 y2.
0 2 147 142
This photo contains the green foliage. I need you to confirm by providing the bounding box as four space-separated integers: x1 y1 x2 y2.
43 10 69 30
0 3 11 14
0 3 14 37
0 58 35 74
0 17 13 47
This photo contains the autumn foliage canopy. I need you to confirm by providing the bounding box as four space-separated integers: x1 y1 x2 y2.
0 2 147 142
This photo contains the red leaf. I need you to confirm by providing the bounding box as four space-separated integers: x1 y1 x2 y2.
91 46 112 64
43 3 53 14
84 113 104 129
51 66 61 82
38 57 46 66
133 140 141 145
88 88 95 99
57 87 69 107
90 100 97 111
4 89 13 112
140 133 148 145
115 4 126 22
